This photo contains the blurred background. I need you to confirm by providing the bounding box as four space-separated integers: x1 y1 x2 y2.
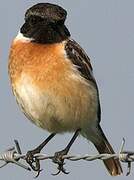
0 0 134 179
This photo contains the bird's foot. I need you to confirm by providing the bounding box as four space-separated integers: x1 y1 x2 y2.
25 149 42 178
52 149 70 176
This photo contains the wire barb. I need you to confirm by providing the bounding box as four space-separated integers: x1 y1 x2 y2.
0 141 31 171
0 139 133 176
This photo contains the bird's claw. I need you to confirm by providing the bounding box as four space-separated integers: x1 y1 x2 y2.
25 150 42 177
126 162 131 176
52 150 70 176
34 169 43 178
52 162 69 176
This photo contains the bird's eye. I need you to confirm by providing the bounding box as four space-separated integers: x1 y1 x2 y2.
28 16 44 26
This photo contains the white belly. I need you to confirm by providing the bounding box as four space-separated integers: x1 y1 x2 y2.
13 73 98 133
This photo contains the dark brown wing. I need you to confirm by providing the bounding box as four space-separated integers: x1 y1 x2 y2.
65 39 101 122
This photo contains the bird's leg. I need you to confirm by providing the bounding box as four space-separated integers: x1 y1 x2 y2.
25 133 56 176
52 129 81 175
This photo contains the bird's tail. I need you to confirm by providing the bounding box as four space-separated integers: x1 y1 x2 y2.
82 124 123 176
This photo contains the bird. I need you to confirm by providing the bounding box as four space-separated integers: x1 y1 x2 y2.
8 3 122 176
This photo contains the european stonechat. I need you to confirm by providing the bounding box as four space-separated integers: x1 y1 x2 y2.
8 3 122 176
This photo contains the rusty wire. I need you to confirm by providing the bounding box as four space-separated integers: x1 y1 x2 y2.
0 138 133 176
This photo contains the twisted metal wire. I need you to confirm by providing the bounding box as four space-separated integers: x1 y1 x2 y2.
0 139 133 176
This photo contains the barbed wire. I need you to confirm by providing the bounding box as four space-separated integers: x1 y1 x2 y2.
0 139 133 177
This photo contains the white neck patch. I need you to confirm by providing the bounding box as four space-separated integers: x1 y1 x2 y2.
14 31 34 43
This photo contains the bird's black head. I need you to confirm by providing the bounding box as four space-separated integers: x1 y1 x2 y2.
20 3 70 44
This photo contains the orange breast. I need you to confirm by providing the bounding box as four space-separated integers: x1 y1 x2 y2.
8 40 98 132
8 40 72 92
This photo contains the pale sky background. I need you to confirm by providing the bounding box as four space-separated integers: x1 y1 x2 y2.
0 0 134 180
